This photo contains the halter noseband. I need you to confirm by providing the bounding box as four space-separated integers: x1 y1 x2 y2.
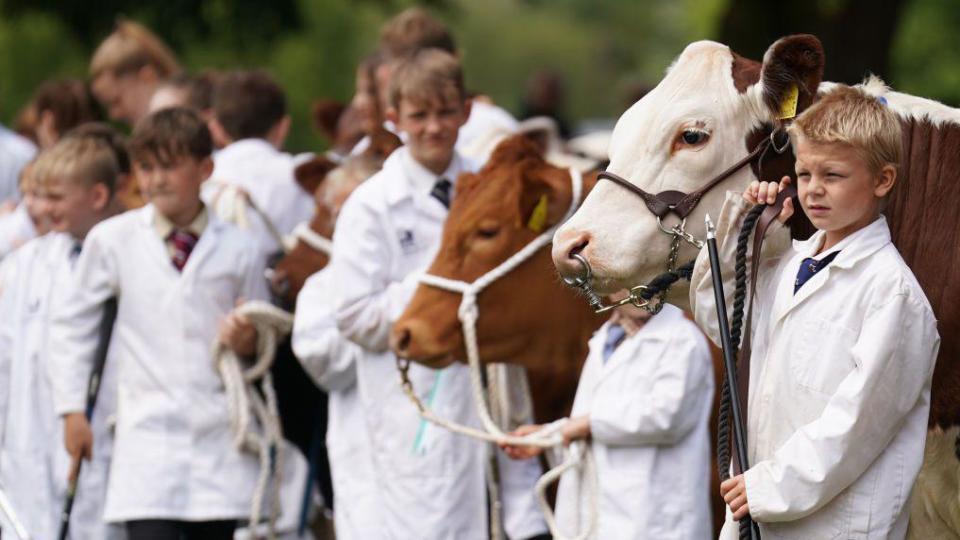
566 128 789 313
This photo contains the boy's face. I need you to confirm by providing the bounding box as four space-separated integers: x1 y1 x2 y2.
43 176 109 240
136 156 213 226
92 68 158 125
794 136 896 244
23 182 53 235
389 90 470 175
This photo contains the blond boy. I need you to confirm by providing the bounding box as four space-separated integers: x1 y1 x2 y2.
693 86 939 538
0 134 125 539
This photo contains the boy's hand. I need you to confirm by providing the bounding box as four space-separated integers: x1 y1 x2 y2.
561 415 591 446
720 474 751 521
500 424 545 460
219 302 258 357
743 176 795 224
64 412 93 482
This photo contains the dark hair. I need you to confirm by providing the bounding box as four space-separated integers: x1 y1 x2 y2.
32 79 102 135
159 70 219 111
212 70 287 140
379 7 456 59
129 107 213 166
65 122 131 175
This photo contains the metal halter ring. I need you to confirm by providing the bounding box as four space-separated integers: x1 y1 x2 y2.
562 252 594 289
769 127 791 154
656 217 704 249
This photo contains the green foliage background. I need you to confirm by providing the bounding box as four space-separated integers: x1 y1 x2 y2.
0 0 956 153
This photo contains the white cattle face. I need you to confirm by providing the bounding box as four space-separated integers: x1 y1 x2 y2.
553 36 824 309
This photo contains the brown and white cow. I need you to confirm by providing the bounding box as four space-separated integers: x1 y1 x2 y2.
392 135 728 534
552 34 960 537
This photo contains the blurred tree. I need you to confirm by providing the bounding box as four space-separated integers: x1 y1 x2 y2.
718 0 908 84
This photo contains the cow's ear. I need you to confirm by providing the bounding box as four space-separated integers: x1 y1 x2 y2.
294 156 338 195
518 166 569 233
758 34 824 122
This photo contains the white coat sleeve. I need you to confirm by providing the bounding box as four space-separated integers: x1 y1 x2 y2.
689 191 790 347
330 195 419 352
291 271 361 392
590 332 713 446
47 227 119 416
744 291 940 522
0 256 18 440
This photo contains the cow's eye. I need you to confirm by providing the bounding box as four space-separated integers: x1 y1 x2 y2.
476 225 500 239
679 129 709 146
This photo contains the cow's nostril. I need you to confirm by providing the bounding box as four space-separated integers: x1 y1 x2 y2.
396 327 412 353
568 237 589 259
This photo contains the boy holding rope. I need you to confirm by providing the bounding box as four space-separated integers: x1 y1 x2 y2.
330 48 547 539
50 107 267 540
691 86 939 538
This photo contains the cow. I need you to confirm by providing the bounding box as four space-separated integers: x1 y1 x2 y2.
391 134 728 534
551 34 960 537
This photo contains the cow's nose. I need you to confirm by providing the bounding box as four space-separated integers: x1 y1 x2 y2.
552 228 591 280
392 326 412 357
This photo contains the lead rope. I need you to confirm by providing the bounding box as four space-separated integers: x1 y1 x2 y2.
212 301 294 539
401 168 600 540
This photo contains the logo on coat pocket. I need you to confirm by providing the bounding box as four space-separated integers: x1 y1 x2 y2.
398 229 417 254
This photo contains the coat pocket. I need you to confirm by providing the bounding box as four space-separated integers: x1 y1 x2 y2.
791 317 858 396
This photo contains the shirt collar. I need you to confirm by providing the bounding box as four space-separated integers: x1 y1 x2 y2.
792 215 891 268
153 205 209 240
384 146 469 206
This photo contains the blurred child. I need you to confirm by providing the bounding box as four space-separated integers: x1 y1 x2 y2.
16 78 101 150
50 107 266 540
89 19 180 125
208 70 314 255
0 134 125 539
0 117 37 206
330 48 547 539
0 163 51 260
503 298 715 539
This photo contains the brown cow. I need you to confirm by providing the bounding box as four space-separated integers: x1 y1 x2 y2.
392 135 728 534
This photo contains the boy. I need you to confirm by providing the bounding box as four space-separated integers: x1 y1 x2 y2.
0 163 51 261
691 86 939 538
49 107 266 540
208 70 314 255
330 48 547 539
89 19 181 126
503 297 715 539
0 133 125 539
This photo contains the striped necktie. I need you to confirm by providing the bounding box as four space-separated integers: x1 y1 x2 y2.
169 230 199 272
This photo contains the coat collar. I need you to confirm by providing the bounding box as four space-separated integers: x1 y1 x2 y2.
774 216 891 322
383 147 470 207
138 204 227 276
593 303 684 375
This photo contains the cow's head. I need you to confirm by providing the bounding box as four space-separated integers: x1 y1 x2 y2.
553 35 824 308
392 135 605 370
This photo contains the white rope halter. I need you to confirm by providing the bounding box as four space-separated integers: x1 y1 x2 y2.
412 167 599 540
282 222 333 255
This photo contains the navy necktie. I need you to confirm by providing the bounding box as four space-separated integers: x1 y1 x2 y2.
602 323 627 363
794 251 840 293
68 242 82 266
431 178 452 209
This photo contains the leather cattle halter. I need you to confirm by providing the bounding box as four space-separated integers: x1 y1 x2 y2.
564 128 790 314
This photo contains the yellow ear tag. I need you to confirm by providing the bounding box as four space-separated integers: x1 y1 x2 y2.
527 195 549 233
778 84 799 120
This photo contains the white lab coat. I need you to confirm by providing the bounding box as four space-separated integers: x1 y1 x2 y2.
555 304 714 540
691 193 940 539
208 138 315 253
292 268 381 540
0 125 35 204
48 205 269 522
0 203 37 260
0 232 122 539
331 146 548 539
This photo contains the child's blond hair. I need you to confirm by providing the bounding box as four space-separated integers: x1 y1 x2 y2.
32 135 120 196
388 48 465 110
90 20 181 80
788 85 902 173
